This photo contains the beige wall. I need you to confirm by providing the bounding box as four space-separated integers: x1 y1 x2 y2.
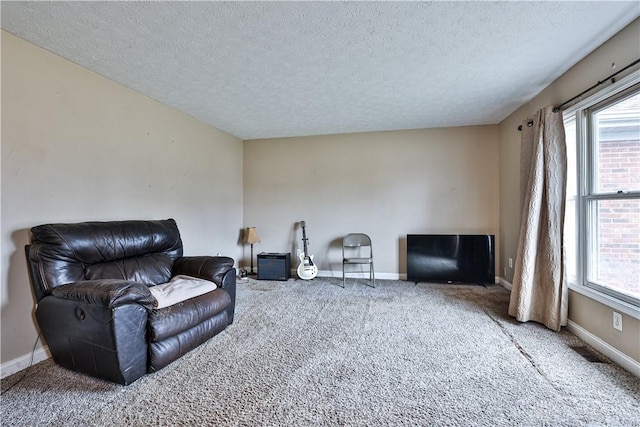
244 127 499 277
1 31 244 364
498 19 640 362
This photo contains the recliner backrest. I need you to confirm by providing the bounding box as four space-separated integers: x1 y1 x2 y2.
26 219 183 302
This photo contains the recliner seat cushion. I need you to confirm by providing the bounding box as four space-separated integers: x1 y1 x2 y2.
150 275 217 309
148 289 231 342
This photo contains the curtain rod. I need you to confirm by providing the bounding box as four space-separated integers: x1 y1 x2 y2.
517 57 640 131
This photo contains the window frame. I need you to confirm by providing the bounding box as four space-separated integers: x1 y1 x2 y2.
563 70 640 319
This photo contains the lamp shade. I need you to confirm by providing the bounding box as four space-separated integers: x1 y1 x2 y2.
243 227 261 244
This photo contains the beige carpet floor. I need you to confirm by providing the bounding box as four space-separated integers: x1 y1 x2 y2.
2 278 639 426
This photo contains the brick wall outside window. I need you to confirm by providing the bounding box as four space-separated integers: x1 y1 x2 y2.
595 138 640 299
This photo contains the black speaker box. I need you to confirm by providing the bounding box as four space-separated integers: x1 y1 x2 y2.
257 253 291 281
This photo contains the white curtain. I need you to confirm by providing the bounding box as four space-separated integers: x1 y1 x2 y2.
508 105 568 332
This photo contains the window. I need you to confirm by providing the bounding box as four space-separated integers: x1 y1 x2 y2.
564 75 640 307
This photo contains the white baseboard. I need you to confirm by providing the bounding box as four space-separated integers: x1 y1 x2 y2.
498 277 513 290
1 346 51 379
315 270 404 281
310 270 504 284
567 320 640 378
287 269 404 280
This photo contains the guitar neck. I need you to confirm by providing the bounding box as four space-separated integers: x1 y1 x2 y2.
302 228 309 257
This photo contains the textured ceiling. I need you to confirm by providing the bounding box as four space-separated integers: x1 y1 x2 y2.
2 2 639 140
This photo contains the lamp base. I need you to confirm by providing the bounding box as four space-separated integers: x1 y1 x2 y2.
249 243 257 276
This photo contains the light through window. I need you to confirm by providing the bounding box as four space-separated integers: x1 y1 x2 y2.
564 81 640 305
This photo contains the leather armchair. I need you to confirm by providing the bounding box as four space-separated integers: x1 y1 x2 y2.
25 219 236 385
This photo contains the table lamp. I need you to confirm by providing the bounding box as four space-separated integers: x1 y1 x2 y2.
243 226 261 275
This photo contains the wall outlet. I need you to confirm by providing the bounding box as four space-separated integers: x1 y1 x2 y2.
508 258 513 268
296 249 302 258
613 312 623 332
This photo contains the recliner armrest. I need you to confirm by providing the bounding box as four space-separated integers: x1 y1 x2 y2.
173 256 234 286
50 279 155 311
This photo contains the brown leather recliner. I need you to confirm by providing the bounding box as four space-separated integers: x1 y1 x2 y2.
25 218 236 385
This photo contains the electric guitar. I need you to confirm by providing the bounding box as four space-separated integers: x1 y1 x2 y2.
297 221 318 280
